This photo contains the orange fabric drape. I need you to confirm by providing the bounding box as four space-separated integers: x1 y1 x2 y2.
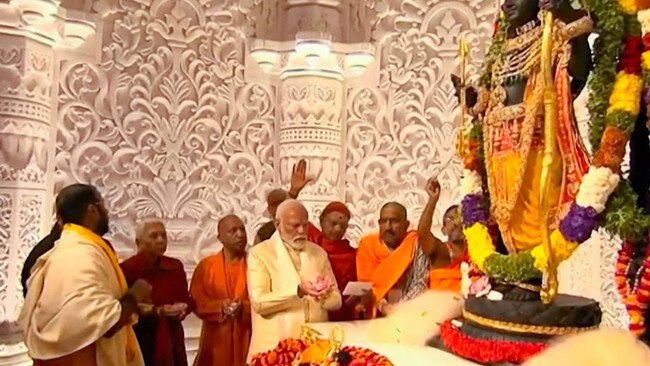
190 252 250 366
356 231 419 305
428 258 463 293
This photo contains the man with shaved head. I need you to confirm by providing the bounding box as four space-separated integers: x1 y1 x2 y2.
191 215 251 366
246 199 342 360
254 189 289 244
356 201 429 317
120 219 192 366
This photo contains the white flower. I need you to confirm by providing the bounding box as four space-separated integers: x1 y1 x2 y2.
575 166 620 213
638 9 650 35
461 169 483 196
486 291 504 301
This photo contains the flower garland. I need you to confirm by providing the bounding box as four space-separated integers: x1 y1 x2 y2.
615 237 650 336
439 320 547 364
643 8 650 98
461 10 643 284
249 339 394 366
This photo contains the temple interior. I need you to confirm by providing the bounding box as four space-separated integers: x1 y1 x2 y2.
3 0 650 365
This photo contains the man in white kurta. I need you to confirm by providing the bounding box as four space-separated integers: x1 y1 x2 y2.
19 184 147 366
247 199 342 361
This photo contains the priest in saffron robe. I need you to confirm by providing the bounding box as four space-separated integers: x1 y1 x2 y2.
19 184 149 366
418 178 466 293
356 202 429 317
120 219 192 366
191 215 251 366
288 159 357 321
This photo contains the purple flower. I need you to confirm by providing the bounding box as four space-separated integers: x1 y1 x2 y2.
462 194 489 226
645 88 650 104
559 204 599 243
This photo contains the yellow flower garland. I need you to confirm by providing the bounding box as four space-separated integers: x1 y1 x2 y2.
619 0 637 14
465 223 494 272
642 52 650 70
607 72 644 115
466 221 577 274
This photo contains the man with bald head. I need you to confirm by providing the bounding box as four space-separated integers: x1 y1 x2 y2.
356 202 429 317
254 189 289 244
120 219 192 366
246 199 342 360
191 215 251 366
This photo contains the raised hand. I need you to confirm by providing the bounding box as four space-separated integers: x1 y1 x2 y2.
289 159 313 198
425 177 441 202
451 74 478 108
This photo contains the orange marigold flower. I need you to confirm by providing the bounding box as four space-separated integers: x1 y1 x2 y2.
592 126 628 172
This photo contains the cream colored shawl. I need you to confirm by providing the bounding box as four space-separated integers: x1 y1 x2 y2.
19 229 144 366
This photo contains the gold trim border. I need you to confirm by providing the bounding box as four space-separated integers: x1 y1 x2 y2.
462 310 598 336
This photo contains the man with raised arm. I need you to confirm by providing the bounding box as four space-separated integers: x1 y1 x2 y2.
418 177 466 293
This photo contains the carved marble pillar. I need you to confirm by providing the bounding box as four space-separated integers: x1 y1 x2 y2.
249 26 374 219
0 1 94 363
279 74 344 218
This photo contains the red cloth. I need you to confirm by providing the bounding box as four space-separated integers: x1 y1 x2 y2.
321 201 351 219
308 223 357 321
120 253 192 366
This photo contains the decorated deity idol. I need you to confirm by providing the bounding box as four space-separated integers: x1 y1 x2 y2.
441 0 650 362
455 0 593 274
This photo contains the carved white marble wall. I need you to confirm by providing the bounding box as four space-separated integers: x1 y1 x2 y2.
343 0 496 241
1 0 500 363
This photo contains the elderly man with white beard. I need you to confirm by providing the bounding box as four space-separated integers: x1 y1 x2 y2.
246 199 342 361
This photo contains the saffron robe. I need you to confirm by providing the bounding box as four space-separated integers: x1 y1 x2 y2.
428 259 463 293
246 232 342 361
190 252 251 366
120 253 192 366
19 229 144 366
307 223 357 321
356 231 422 304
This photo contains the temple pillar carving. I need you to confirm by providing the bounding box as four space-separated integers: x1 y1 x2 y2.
0 1 94 363
249 25 375 219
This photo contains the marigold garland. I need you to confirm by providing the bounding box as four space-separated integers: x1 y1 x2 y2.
249 339 395 366
615 238 650 336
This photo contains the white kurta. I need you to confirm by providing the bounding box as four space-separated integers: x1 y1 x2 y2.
246 232 342 361
19 230 144 366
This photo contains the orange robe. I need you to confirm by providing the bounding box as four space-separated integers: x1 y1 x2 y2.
428 258 463 293
356 231 419 316
190 252 251 366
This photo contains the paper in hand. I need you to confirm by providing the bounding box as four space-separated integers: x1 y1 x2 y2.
342 281 373 296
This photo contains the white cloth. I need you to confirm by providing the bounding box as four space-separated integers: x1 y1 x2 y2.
19 230 144 366
246 232 342 361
